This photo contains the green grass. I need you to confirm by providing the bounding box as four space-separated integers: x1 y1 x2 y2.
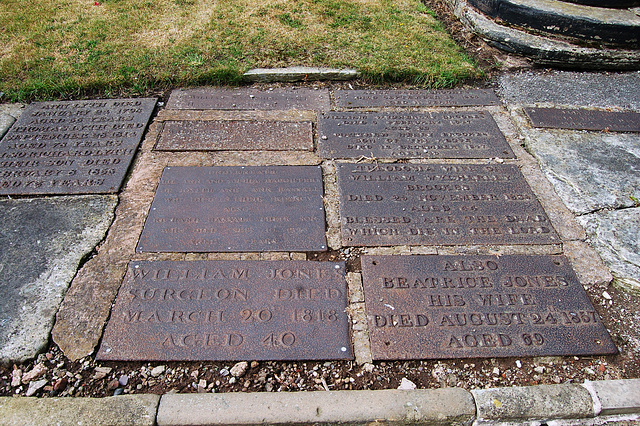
0 0 481 101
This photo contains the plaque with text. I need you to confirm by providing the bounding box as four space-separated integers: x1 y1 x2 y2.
525 107 640 132
334 89 499 108
155 120 313 151
0 98 156 195
318 111 514 159
336 163 558 246
97 260 353 361
166 88 330 111
137 166 327 252
361 255 617 359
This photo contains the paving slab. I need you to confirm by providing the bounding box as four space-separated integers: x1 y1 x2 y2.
524 107 640 132
0 196 117 363
334 89 499 107
97 260 352 361
318 111 514 159
0 395 159 426
0 98 156 195
155 120 313 151
578 208 640 294
243 66 359 82
336 162 559 246
472 383 594 421
361 255 617 360
498 71 640 109
157 388 475 425
513 112 640 215
166 88 330 111
136 165 327 252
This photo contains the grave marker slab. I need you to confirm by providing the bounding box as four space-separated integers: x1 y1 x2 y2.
155 120 313 151
361 255 617 359
334 89 500 108
166 88 330 111
319 111 514 159
525 107 640 132
137 166 327 252
0 98 156 195
336 163 558 246
97 260 353 361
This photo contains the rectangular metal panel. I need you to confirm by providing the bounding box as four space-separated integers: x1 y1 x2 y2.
336 163 559 246
155 120 313 151
525 107 640 132
318 111 514 159
334 89 500 108
361 255 618 359
0 98 156 195
137 166 327 252
97 260 353 361
166 88 330 111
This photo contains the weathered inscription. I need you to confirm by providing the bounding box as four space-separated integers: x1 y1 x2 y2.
336 163 558 245
155 120 313 151
97 260 352 361
166 88 330 111
318 111 514 159
361 255 617 359
137 166 327 252
0 98 156 195
525 107 640 132
334 89 499 108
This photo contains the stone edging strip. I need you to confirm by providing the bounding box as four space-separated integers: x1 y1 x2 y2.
0 379 637 425
243 67 360 83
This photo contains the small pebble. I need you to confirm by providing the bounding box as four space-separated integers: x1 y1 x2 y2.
602 291 612 300
220 368 230 377
150 366 165 378
515 360 522 368
113 388 124 396
119 375 129 387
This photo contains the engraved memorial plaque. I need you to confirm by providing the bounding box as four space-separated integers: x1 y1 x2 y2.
525 107 640 132
97 260 353 361
318 111 514 159
362 255 617 359
0 98 156 195
155 120 313 151
334 89 499 108
137 166 327 252
166 88 330 111
336 163 559 246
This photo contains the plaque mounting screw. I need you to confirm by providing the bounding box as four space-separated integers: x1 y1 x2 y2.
334 264 340 269
340 347 347 352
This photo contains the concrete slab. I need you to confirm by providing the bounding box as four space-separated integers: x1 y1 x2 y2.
515 115 640 215
0 196 116 363
498 71 640 109
579 208 640 294
157 388 475 425
0 395 159 426
472 383 594 422
584 379 640 415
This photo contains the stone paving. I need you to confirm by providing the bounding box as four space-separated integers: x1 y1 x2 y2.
0 70 639 423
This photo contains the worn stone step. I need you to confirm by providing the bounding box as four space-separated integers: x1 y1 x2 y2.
467 0 640 47
446 0 640 69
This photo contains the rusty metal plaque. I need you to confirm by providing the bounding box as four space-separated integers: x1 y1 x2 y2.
0 98 156 195
155 120 313 151
97 260 353 361
166 88 330 111
525 107 640 132
318 111 514 159
336 163 559 246
137 166 327 252
362 255 617 360
334 89 499 108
